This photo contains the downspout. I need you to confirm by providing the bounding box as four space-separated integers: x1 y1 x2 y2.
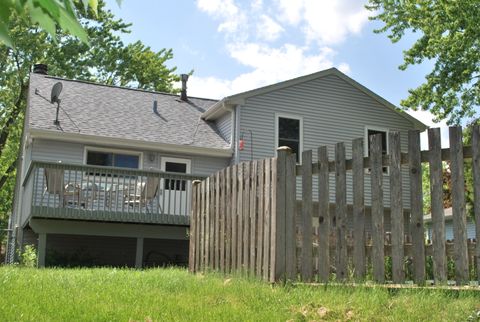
234 105 241 164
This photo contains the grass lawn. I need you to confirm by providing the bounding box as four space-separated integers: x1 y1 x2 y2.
0 267 479 321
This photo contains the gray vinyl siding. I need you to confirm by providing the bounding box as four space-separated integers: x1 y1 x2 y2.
238 74 416 208
215 112 232 144
29 138 230 175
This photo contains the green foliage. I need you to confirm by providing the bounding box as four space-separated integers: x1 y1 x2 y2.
20 244 37 267
0 0 97 46
367 0 480 125
0 267 479 321
0 1 179 234
463 119 479 218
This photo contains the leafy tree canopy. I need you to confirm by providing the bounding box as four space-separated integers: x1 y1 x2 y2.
0 1 179 233
367 0 480 125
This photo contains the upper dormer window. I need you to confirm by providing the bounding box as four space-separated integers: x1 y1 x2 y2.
276 114 303 162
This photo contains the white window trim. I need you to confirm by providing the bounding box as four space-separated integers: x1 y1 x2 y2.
160 157 192 174
275 113 303 163
83 146 143 169
364 125 390 175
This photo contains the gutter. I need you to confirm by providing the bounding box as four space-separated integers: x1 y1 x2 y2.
29 129 233 158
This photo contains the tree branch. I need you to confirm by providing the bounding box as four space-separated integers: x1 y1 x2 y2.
0 156 18 191
0 83 27 160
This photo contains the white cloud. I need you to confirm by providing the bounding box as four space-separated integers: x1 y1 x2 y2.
278 0 370 45
257 15 284 41
193 0 368 103
196 0 244 33
188 43 347 98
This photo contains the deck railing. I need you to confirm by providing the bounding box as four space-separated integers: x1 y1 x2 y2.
22 161 205 225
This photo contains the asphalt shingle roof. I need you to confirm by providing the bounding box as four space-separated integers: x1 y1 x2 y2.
28 73 230 150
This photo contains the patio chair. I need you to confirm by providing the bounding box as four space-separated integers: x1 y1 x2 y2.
41 168 82 207
124 176 160 213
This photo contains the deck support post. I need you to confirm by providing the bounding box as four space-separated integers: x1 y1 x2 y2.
37 233 47 267
135 237 144 269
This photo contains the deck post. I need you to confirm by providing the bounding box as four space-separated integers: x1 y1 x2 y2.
37 233 47 267
135 237 144 269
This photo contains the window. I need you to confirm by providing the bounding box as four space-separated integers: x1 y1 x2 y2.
164 161 187 191
161 157 191 192
276 114 302 162
85 149 140 169
365 127 388 174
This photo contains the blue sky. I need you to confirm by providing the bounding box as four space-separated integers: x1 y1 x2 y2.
105 0 448 145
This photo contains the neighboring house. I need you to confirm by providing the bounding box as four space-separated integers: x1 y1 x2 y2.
7 65 427 267
424 208 476 241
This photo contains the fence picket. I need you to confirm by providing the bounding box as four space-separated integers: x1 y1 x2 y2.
335 143 348 281
428 128 447 283
301 150 313 281
243 162 251 272
286 153 297 280
352 138 365 280
269 158 278 282
189 182 197 273
449 126 469 284
408 130 426 285
389 132 404 283
472 125 480 283
208 176 214 267
200 180 206 271
232 165 239 272
214 172 220 270
317 146 330 282
370 134 385 283
237 163 244 270
256 160 265 277
226 167 232 273
219 170 226 273
250 160 258 273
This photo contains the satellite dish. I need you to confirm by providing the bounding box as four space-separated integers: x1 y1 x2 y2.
50 82 63 104
50 82 63 125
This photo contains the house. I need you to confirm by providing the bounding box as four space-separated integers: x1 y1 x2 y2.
424 208 476 241
6 65 427 267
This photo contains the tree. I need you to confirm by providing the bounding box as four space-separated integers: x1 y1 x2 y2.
0 0 102 47
0 1 179 235
367 0 480 125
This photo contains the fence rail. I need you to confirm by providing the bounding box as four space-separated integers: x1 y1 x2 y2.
23 160 205 225
190 126 480 286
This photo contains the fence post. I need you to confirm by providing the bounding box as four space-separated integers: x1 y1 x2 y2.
370 133 385 283
389 131 404 283
271 146 290 282
472 125 480 283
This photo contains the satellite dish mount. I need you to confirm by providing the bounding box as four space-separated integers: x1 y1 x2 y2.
50 82 63 126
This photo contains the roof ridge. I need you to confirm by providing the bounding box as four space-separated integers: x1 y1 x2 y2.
30 73 219 102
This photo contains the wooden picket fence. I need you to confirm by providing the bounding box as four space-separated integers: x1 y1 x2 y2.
189 126 480 285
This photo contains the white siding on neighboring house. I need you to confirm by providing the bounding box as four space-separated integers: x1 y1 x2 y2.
215 112 232 144
237 74 416 208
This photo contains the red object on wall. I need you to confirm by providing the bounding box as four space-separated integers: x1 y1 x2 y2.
239 139 245 151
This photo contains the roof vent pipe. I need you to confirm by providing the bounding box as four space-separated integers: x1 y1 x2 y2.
180 74 189 101
33 63 48 75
